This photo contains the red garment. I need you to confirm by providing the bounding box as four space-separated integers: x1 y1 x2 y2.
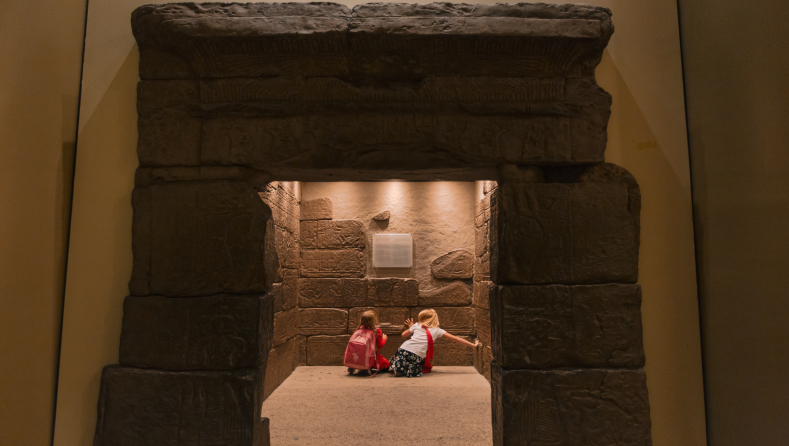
422 325 434 374
373 327 390 370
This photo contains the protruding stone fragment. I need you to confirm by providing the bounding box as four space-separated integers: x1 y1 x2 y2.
490 164 640 285
411 307 474 335
372 210 390 221
120 294 271 370
272 309 298 348
94 366 265 446
368 278 419 306
298 308 349 335
348 307 409 335
472 281 492 310
301 249 365 278
299 278 368 308
300 198 332 220
306 335 351 366
301 220 365 249
431 249 474 279
419 281 472 306
130 181 271 296
262 337 297 401
490 284 644 369
492 366 652 446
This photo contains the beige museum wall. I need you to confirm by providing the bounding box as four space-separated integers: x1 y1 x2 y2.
0 1 86 445
52 1 707 446
679 1 789 444
302 182 476 291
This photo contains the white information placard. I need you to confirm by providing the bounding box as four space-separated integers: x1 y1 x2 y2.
373 233 413 268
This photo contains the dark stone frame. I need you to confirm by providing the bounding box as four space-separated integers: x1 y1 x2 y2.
93 3 652 445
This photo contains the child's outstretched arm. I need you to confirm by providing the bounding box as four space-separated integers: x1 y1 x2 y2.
443 332 480 348
401 318 415 338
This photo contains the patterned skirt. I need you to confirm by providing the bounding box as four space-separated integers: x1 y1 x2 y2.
389 348 425 378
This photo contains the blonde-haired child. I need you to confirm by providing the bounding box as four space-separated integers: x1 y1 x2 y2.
347 310 390 375
389 309 479 377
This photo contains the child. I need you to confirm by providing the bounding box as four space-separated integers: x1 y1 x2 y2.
389 309 479 378
347 310 390 375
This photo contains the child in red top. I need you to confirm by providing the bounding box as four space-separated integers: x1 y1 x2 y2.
347 310 390 374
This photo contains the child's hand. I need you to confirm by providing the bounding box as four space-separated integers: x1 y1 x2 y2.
382 333 388 341
405 318 414 328
474 339 481 348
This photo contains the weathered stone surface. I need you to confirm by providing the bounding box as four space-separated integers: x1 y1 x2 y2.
431 249 474 279
372 210 390 221
94 366 265 446
492 366 652 446
259 181 300 234
474 252 490 281
301 220 365 249
130 181 271 296
120 294 271 370
490 284 644 369
274 225 299 270
300 198 332 220
473 345 494 382
299 278 368 308
432 336 474 366
474 307 491 347
419 281 472 306
301 249 365 278
368 278 419 306
262 337 297 401
475 193 492 228
264 219 280 283
272 309 298 348
472 281 493 310
298 308 349 335
411 307 475 335
306 335 351 366
297 335 307 366
280 269 299 311
137 109 202 167
348 307 409 335
491 164 640 285
475 221 489 258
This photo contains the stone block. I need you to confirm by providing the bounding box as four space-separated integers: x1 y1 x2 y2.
264 220 280 283
348 307 408 335
473 345 494 382
474 252 490 282
301 220 365 249
281 269 299 311
475 221 489 258
275 225 299 270
475 194 492 228
492 366 652 446
372 210 390 221
419 281 472 307
272 309 298 348
262 337 297 401
432 336 474 366
300 198 332 220
119 294 271 370
431 249 473 279
136 80 199 116
306 335 351 366
472 281 493 310
94 366 265 446
130 181 271 296
490 164 640 285
297 335 307 366
301 249 365 278
137 109 202 167
474 307 491 347
411 307 475 335
490 284 644 369
259 182 300 233
299 278 368 307
298 308 349 335
368 278 419 306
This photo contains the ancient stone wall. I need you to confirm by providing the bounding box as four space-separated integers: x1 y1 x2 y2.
473 181 497 381
297 197 476 367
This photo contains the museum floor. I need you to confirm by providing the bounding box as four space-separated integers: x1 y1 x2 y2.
261 366 493 446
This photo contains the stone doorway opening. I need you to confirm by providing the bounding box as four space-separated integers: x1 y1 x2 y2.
262 180 497 399
93 3 653 446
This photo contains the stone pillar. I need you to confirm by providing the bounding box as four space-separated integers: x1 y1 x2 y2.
489 163 652 446
93 180 276 446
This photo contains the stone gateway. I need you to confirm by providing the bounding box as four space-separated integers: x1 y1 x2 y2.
93 3 651 445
